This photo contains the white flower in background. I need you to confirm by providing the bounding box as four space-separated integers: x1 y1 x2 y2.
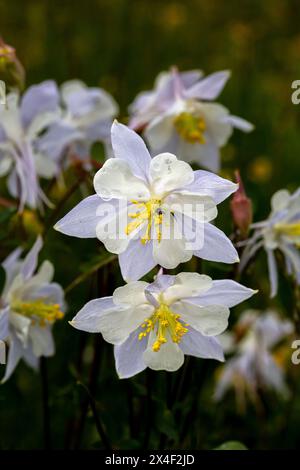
37 80 119 170
0 237 65 382
128 68 253 172
70 272 256 377
240 188 300 297
0 81 61 210
215 310 294 409
55 122 239 281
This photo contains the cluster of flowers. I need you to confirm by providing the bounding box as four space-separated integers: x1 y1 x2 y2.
0 66 298 404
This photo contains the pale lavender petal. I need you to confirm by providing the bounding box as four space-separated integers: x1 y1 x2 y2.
21 236 43 280
195 223 239 263
20 80 59 129
114 329 147 378
187 280 257 308
180 326 224 361
267 249 278 298
1 334 23 383
0 307 10 341
37 122 83 161
183 170 238 204
70 297 116 333
184 71 231 100
111 121 151 181
118 238 156 282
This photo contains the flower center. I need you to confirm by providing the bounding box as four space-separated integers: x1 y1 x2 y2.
274 221 300 238
11 299 64 326
125 199 163 244
138 303 188 352
174 112 206 144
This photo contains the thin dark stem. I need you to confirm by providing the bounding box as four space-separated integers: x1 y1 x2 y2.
40 357 52 449
77 381 111 450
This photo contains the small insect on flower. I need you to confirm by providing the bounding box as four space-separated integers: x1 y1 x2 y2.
240 188 300 297
70 272 256 377
0 237 65 382
214 310 294 412
36 80 119 170
55 121 240 281
0 81 61 210
128 67 254 172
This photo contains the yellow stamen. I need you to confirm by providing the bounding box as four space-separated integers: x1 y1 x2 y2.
174 112 206 144
139 303 188 352
274 221 300 238
125 199 163 244
11 299 64 326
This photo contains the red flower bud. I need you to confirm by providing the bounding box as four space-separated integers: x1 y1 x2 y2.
230 170 253 238
0 38 25 91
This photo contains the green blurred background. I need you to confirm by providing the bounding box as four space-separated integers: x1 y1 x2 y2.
0 0 300 450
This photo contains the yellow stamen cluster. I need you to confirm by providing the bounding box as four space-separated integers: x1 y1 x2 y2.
274 221 300 238
139 303 188 352
125 199 163 244
12 299 64 327
174 112 206 144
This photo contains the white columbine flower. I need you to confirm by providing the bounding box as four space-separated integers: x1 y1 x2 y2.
70 272 256 377
0 237 65 382
128 68 253 172
55 121 240 281
215 310 293 407
0 81 61 210
240 188 300 297
36 80 119 170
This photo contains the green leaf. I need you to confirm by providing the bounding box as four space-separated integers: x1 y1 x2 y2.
215 441 248 450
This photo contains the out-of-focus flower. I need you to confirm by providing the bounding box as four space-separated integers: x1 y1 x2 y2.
0 237 65 382
70 272 256 377
0 38 25 91
37 80 119 170
55 122 239 281
240 188 300 297
128 68 253 172
0 81 60 210
215 310 294 410
230 170 253 238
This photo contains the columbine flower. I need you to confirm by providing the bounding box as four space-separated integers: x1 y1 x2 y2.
70 272 256 377
0 81 60 210
55 121 240 281
214 310 293 409
128 67 253 172
240 188 300 297
36 80 119 170
0 237 65 382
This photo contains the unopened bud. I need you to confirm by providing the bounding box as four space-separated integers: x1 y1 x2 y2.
230 170 253 238
0 38 25 91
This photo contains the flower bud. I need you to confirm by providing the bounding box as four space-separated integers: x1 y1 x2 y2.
230 170 253 238
0 38 25 91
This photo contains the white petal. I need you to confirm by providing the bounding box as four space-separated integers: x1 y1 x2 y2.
144 114 174 150
153 215 192 269
113 281 149 307
271 189 290 213
0 155 12 176
34 153 57 178
195 223 239 263
29 325 54 357
0 307 10 341
224 115 254 132
143 333 184 372
149 152 194 196
1 334 23 383
111 121 151 181
163 272 212 304
173 301 230 336
166 192 217 222
93 158 150 201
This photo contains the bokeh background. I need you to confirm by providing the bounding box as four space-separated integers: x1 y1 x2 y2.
0 0 300 450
